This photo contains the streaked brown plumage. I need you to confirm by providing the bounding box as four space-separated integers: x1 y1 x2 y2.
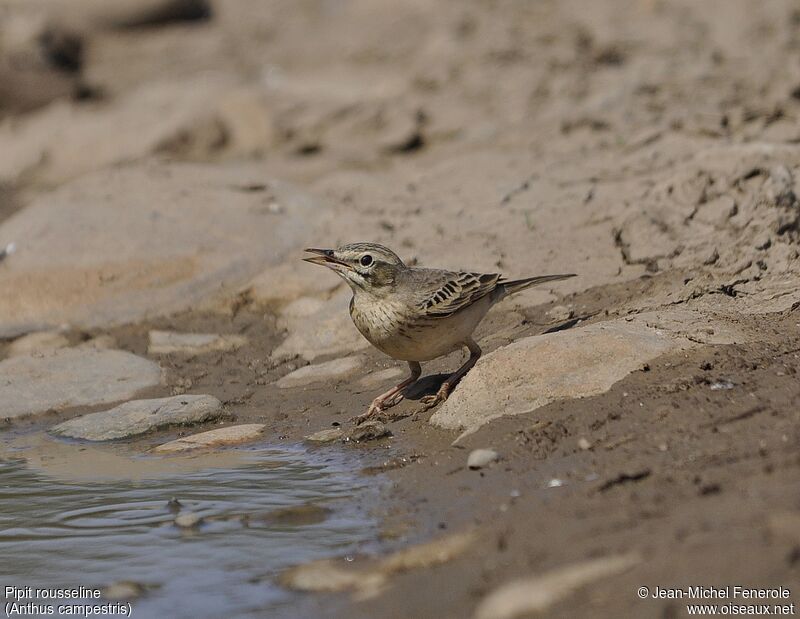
303 243 576 422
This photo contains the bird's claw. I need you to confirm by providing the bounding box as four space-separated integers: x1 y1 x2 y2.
351 393 405 425
414 384 451 414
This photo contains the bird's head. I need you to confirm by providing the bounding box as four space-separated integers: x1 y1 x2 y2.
303 242 404 294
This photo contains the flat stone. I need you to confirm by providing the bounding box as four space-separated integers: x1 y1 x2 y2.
154 424 265 453
0 162 318 337
0 349 161 420
467 449 499 469
305 428 345 443
7 331 69 357
51 395 223 441
276 356 362 389
431 319 679 432
272 290 370 361
280 531 474 595
474 554 640 619
148 330 247 355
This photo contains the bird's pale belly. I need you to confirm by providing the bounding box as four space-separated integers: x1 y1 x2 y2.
350 296 491 362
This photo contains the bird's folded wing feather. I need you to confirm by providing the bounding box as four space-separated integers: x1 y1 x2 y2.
413 270 501 318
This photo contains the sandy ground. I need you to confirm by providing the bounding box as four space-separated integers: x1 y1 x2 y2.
1 0 799 617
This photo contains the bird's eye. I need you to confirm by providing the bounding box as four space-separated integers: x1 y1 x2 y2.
360 254 373 267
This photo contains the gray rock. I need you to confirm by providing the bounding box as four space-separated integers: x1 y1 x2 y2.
7 331 69 357
0 349 161 420
305 428 345 443
431 319 679 432
148 330 247 355
51 395 223 441
154 424 265 452
276 356 362 389
0 162 319 337
467 449 499 469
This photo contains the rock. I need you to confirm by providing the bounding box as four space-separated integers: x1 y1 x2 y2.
546 305 574 322
345 421 390 443
276 356 362 389
246 261 341 307
473 554 640 619
51 395 223 441
102 581 146 601
280 531 474 595
272 290 370 361
7 331 69 357
357 367 405 388
174 512 203 528
467 449 499 469
148 330 247 355
154 424 265 453
260 503 332 526
0 162 318 338
577 438 591 450
430 319 680 432
0 349 161 420
305 428 345 443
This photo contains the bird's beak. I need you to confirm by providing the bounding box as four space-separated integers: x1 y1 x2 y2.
302 248 351 269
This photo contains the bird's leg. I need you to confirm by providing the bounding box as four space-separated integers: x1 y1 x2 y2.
417 338 481 413
352 361 421 424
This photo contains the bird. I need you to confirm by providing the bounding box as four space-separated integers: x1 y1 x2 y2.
303 243 576 423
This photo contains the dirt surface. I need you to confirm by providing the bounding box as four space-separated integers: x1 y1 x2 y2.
2 0 800 617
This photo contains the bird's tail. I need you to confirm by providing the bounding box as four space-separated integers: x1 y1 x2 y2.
497 273 576 300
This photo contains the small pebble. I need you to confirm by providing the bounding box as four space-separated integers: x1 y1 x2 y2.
467 448 499 469
577 438 591 450
174 512 202 528
546 478 565 488
103 581 146 600
709 379 735 390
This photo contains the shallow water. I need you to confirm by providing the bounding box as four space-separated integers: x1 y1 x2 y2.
0 445 379 618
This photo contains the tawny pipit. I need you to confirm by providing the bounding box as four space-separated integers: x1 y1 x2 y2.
303 243 575 423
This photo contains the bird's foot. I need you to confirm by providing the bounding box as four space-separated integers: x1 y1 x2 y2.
351 393 405 425
415 383 452 414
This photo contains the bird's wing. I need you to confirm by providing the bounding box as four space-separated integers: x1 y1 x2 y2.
412 269 501 318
